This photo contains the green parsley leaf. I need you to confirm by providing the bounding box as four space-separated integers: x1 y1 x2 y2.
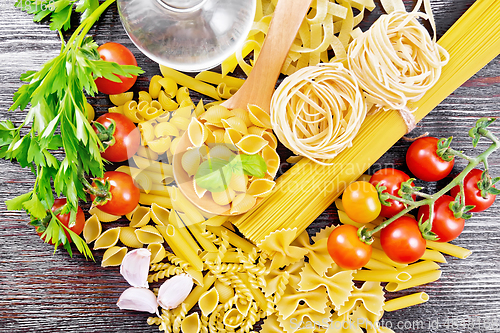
5 192 33 211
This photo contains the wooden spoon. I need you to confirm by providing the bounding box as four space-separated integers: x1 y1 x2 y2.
173 0 313 215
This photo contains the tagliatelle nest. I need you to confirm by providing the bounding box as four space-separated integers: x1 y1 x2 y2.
347 9 449 130
270 62 367 165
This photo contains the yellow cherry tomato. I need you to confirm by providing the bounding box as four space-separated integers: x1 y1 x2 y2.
342 181 381 223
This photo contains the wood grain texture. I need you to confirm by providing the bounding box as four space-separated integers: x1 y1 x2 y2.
1 1 500 332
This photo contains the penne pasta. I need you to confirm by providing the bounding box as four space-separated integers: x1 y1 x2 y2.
139 193 172 209
188 224 218 253
397 261 440 277
426 240 472 259
195 70 245 88
206 226 256 254
159 66 221 101
420 249 448 263
364 258 397 271
353 269 411 283
384 292 429 312
385 270 442 292
157 224 203 272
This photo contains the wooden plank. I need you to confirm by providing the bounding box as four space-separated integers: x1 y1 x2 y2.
1 1 500 332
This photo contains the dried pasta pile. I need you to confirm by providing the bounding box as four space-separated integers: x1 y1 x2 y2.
270 62 367 165
347 5 449 131
222 0 376 77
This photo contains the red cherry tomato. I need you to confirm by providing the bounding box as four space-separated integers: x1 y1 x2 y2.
37 198 85 244
369 168 414 218
342 181 381 223
91 171 140 216
450 168 496 212
417 195 465 242
406 137 454 182
94 42 138 95
327 225 372 270
94 113 140 162
380 216 426 264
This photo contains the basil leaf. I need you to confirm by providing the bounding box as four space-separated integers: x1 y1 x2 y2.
240 154 268 178
195 158 232 192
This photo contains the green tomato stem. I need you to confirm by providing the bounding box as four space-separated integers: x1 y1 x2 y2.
363 128 499 239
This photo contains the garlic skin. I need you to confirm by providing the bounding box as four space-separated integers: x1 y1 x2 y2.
157 274 194 310
120 248 151 288
117 287 159 315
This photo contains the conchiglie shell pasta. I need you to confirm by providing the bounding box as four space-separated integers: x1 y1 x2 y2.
147 243 166 263
214 280 234 304
170 116 190 131
247 104 272 129
231 108 252 127
212 129 226 143
125 204 140 221
229 173 248 192
101 246 128 267
150 203 170 225
198 288 219 317
262 131 278 150
155 121 179 138
261 145 281 178
212 188 236 206
221 117 248 135
193 179 207 199
187 118 208 147
224 128 243 150
119 227 144 248
236 297 251 316
83 214 102 244
129 206 151 228
135 225 164 244
200 105 234 126
247 179 276 197
236 135 268 155
223 308 243 328
181 147 202 176
181 313 201 333
209 145 235 161
94 227 121 250
230 193 256 215
247 126 266 136
89 207 121 222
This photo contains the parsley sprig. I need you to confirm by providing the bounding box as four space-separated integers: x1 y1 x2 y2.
2 0 141 259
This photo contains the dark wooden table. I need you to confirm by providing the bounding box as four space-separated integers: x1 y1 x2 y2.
1 1 499 332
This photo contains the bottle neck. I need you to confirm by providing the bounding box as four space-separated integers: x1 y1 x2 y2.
157 0 208 12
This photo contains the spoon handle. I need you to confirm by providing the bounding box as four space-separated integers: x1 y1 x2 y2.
221 0 313 113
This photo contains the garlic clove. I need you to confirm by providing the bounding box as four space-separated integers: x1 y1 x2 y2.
117 287 159 315
157 273 194 310
120 248 151 288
